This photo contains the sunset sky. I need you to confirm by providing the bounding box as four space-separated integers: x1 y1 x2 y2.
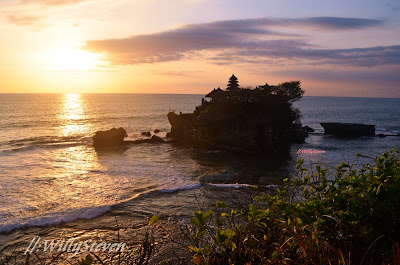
1 0 400 97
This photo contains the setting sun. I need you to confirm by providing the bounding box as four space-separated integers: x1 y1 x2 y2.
46 48 103 71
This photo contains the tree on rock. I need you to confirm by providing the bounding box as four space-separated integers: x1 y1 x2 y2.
227 74 239 92
274 81 304 102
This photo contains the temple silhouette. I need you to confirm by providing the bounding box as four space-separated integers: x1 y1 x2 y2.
167 75 307 152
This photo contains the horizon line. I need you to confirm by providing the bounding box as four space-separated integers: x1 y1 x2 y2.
0 93 399 99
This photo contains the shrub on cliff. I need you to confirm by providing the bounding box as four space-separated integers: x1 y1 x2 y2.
199 77 305 125
188 148 400 264
259 80 304 103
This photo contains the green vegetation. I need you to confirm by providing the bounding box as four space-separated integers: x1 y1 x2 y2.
188 149 400 264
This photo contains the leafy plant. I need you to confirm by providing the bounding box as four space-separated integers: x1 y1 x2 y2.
188 148 400 264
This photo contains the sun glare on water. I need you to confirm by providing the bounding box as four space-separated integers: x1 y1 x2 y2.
58 93 92 136
47 47 103 71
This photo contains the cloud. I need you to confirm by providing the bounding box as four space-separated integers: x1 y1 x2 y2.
289 17 384 30
280 68 400 84
233 44 400 67
151 70 204 77
19 0 91 6
6 14 42 26
84 17 390 66
386 2 400 13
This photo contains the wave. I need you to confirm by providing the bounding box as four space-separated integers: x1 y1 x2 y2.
0 135 91 155
8 135 89 146
0 205 111 234
0 143 83 157
206 183 279 189
0 182 201 233
0 180 279 234
156 181 279 193
158 182 201 193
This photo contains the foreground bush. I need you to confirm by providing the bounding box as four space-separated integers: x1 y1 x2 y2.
189 149 400 264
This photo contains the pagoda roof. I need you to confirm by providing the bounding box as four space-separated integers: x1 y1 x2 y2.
205 87 225 98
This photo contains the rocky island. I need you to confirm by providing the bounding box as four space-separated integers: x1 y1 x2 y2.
91 77 399 152
93 127 165 148
167 75 307 153
92 75 308 151
321 122 376 137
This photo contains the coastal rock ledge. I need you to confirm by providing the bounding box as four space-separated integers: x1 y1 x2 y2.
321 122 375 137
93 127 166 148
93 127 127 147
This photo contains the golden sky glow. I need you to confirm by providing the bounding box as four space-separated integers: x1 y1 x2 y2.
0 0 400 97
45 48 103 71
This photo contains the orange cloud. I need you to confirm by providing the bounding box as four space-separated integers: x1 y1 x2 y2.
6 14 42 26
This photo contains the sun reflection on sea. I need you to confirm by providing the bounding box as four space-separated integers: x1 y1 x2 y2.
42 95 115 217
58 93 92 137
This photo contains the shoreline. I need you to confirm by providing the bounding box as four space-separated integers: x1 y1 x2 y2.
0 185 268 263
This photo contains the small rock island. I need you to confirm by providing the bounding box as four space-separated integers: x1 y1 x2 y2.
93 127 127 148
167 75 307 153
93 127 164 148
321 122 376 137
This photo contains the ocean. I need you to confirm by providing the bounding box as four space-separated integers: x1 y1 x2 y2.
0 94 399 258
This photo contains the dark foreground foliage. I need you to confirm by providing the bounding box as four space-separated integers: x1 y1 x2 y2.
188 149 400 264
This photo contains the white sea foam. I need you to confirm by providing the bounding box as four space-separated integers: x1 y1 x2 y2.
206 183 279 189
0 205 111 234
158 182 201 193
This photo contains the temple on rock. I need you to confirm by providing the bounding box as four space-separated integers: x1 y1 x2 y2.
167 75 307 153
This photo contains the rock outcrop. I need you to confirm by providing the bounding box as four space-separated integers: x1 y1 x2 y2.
289 124 308 143
128 135 165 144
303 126 315 133
321 123 375 137
93 128 166 148
141 131 151 137
167 112 194 142
167 76 306 152
93 127 127 148
149 135 164 143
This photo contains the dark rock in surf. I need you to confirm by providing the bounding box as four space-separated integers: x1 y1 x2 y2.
129 135 165 144
141 131 151 137
320 123 375 137
289 124 308 143
150 135 164 143
303 126 315 133
93 127 127 148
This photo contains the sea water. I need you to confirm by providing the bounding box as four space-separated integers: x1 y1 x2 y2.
0 94 399 255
